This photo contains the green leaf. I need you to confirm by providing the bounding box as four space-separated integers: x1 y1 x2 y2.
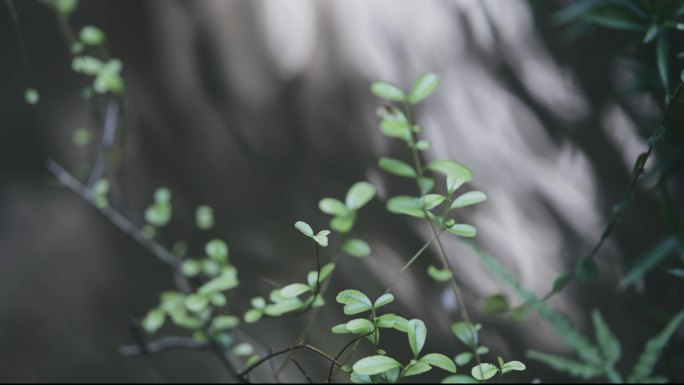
471 363 498 381
39 0 78 14
142 308 165 333
342 238 371 257
79 25 106 45
418 177 435 195
526 350 601 379
233 342 254 357
346 181 376 210
313 230 330 247
244 309 263 324
205 239 228 263
642 24 658 44
184 294 209 313
331 215 355 233
451 191 487 209
629 310 684 382
72 56 104 75
482 294 509 315
408 319 427 357
455 352 473 366
421 353 457 373
144 203 172 227
441 375 478 383
198 270 238 294
591 309 621 365
24 88 39 105
582 6 648 31
409 73 440 105
346 319 375 334
374 293 395 308
264 298 304 316
319 198 349 216
195 205 214 230
576 256 599 282
501 361 526 374
384 367 401 383
307 263 336 287
447 223 477 238
332 323 351 334
211 315 239 331
210 292 226 307
403 361 432 377
280 283 311 298
620 237 678 289
295 221 314 237
665 268 684 279
451 322 479 349
425 160 473 193
427 265 453 282
370 81 407 101
375 314 396 329
380 119 412 140
477 346 490 355
551 273 573 293
387 196 425 218
657 34 670 96
336 290 373 315
353 355 402 376
420 194 446 210
378 157 417 178
350 372 372 384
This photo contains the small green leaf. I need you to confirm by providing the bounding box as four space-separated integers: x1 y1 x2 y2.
455 352 473 366
378 157 417 178
313 230 330 247
526 350 601 379
244 309 263 324
346 319 375 334
353 355 402 376
447 223 477 238
195 205 214 230
24 88 40 105
295 221 314 237
629 310 684 382
421 353 456 373
205 239 228 263
408 319 427 357
418 177 435 194
336 290 373 315
643 24 658 43
425 160 473 193
342 238 371 257
280 283 311 298
211 315 239 331
451 191 487 209
332 323 350 334
144 203 172 227
331 215 354 233
380 119 412 140
420 194 446 210
387 196 425 218
374 293 395 308
471 363 498 381
657 33 670 96
72 55 104 75
79 25 106 45
370 81 407 101
232 342 254 357
576 256 599 282
409 73 440 105
482 294 509 315
142 308 165 333
477 346 490 355
346 181 376 210
551 273 573 293
441 375 479 383
427 265 453 282
415 140 431 150
184 294 209 313
198 270 238 294
501 361 526 374
319 198 349 216
591 309 621 365
403 361 432 377
451 322 479 349
210 292 226 307
620 237 678 289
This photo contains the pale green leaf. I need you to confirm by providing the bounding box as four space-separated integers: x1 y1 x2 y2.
353 355 402 376
342 238 371 257
409 73 440 105
346 181 376 210
295 221 314 237
370 81 407 101
336 290 373 315
428 265 453 282
471 363 498 381
319 198 349 216
408 319 427 357
280 283 311 298
421 353 457 373
379 157 417 178
374 293 395 308
451 191 487 209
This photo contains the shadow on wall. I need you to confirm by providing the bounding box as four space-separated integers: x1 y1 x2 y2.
0 0 673 381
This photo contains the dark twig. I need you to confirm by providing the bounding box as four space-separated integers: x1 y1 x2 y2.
290 357 313 384
326 334 369 384
238 344 342 380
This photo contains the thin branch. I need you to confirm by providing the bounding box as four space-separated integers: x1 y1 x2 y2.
290 357 313 384
87 98 120 188
239 344 342 380
326 334 369 384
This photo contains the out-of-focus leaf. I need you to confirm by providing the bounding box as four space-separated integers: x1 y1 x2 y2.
620 237 678 289
629 310 684 383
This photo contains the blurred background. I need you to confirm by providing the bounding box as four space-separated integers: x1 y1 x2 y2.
1 0 683 382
